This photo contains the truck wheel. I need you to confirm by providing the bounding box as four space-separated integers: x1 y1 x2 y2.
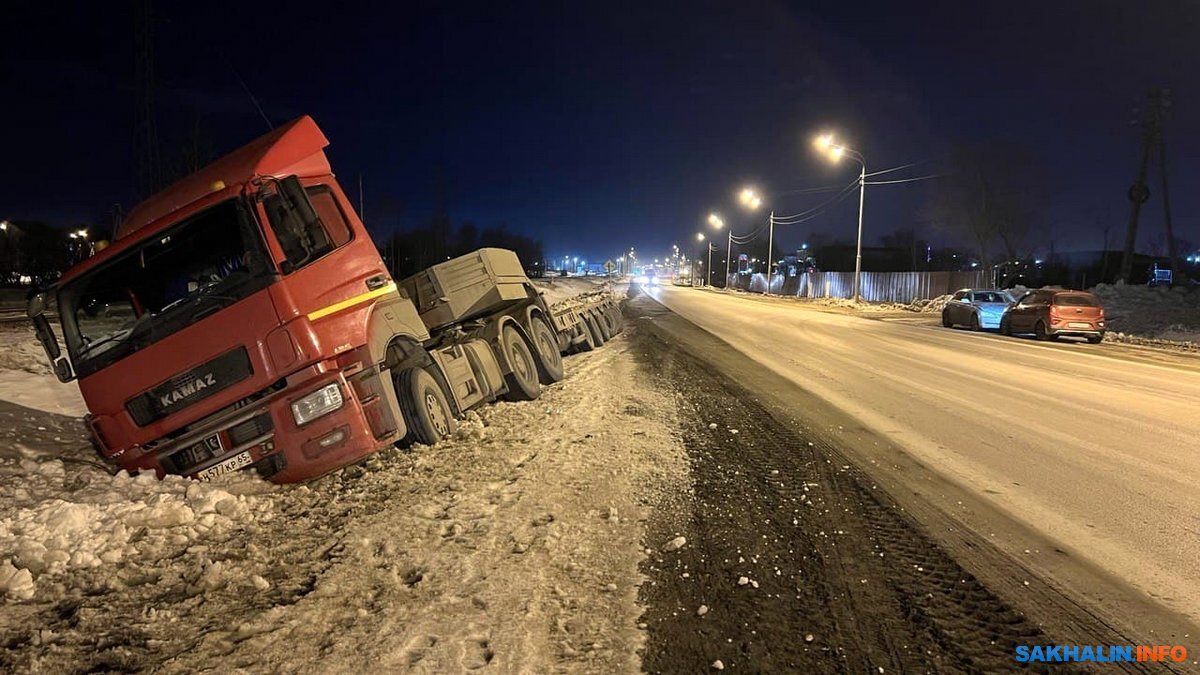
397 368 457 446
574 324 596 353
607 306 624 334
531 317 565 383
595 311 613 341
586 315 606 347
501 325 541 401
602 306 621 336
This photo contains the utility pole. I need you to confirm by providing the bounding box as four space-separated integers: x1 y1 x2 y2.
765 211 775 295
1158 121 1178 281
852 162 866 302
1120 89 1172 282
724 231 732 290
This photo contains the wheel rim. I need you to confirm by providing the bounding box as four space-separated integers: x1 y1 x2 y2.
537 324 561 366
425 391 449 436
510 341 533 383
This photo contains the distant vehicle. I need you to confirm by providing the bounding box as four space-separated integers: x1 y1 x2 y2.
999 289 1106 343
941 288 1014 330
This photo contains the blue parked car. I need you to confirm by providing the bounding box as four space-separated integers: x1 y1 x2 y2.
942 288 1015 331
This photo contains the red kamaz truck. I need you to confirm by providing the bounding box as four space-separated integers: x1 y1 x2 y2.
27 116 621 483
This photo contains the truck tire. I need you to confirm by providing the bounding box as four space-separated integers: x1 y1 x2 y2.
574 324 596 353
595 311 613 341
396 367 457 446
606 306 623 335
531 317 565 383
501 325 541 401
586 314 606 347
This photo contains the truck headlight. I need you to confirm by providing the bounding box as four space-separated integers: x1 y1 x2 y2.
291 383 343 426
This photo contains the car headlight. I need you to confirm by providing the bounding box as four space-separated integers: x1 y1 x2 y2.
291 383 344 425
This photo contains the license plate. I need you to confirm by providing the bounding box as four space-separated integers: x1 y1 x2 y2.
196 451 253 481
1068 322 1091 328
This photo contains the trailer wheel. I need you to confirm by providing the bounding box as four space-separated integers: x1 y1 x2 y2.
606 306 623 335
586 314 606 347
597 311 614 341
574 324 596 353
530 317 565 384
501 325 541 401
396 367 457 446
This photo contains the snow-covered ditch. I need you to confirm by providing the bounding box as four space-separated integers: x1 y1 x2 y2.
0 313 687 672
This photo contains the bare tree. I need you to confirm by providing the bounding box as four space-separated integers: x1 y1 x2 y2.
924 142 1047 273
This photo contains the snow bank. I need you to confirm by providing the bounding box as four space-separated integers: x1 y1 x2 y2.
532 276 624 305
0 443 271 602
1091 282 1200 344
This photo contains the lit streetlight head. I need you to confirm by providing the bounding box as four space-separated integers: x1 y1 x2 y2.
708 213 724 229
814 133 834 150
0 221 8 231
829 146 846 161
696 232 705 241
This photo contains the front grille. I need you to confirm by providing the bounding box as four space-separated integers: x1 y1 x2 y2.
228 412 273 446
125 348 253 426
161 435 225 474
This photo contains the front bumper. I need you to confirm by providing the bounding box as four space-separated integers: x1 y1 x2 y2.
116 372 386 483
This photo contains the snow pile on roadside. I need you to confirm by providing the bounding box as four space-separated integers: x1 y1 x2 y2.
907 294 953 313
0 326 87 416
0 327 53 376
533 276 623 305
809 297 903 312
0 443 272 602
1091 282 1200 344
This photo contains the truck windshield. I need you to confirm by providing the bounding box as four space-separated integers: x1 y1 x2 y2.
58 198 275 378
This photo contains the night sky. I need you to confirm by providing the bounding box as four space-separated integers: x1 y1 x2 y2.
2 1 1197 264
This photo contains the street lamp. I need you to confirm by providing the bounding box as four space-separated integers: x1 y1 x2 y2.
814 133 867 302
728 186 770 293
706 213 726 287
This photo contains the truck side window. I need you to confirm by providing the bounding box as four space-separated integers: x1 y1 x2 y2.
264 184 353 270
307 187 352 247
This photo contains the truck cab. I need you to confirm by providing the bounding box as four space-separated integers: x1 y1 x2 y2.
27 116 570 483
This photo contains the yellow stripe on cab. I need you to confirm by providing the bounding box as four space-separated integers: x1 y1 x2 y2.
306 281 398 321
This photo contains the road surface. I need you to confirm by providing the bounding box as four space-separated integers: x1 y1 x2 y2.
647 284 1200 627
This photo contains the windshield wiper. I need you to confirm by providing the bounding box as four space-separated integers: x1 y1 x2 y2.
78 315 154 357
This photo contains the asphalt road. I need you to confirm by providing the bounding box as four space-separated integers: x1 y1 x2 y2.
646 284 1200 630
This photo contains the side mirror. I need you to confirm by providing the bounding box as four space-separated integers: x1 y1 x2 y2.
27 290 47 318
53 357 74 383
31 314 60 360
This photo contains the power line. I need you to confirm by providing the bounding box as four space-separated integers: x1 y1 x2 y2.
772 179 861 223
864 173 944 185
864 161 928 178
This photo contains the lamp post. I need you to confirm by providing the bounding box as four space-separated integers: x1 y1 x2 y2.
814 134 867 301
707 213 725 288
736 188 769 294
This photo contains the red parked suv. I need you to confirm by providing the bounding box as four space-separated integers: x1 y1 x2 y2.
999 289 1106 343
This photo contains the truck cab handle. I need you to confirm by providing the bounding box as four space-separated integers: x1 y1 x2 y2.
365 275 389 290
